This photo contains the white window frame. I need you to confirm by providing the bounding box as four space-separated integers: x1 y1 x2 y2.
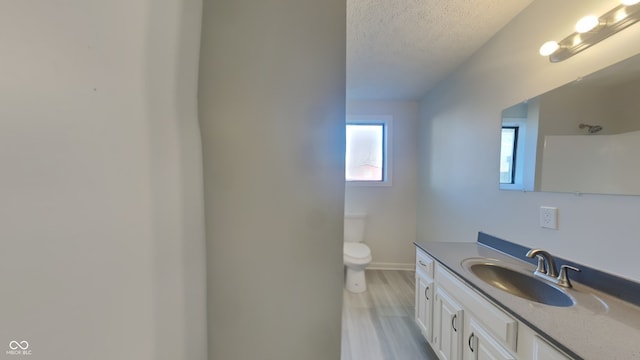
345 115 392 187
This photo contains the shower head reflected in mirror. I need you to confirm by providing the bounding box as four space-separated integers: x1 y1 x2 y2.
579 123 603 134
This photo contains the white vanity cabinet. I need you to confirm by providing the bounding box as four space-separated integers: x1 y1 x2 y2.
415 248 523 360
415 249 435 343
414 245 585 360
465 318 515 360
433 286 464 360
415 274 434 338
529 336 572 360
436 261 517 360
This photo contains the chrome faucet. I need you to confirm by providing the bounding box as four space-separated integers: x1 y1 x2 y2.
526 248 581 288
526 249 558 277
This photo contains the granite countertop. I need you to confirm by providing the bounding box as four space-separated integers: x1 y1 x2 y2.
415 240 640 360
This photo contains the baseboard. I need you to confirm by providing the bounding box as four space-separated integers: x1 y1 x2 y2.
367 262 414 271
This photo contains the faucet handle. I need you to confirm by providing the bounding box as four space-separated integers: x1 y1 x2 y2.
557 265 581 288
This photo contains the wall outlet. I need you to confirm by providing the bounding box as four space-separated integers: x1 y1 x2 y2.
540 206 558 230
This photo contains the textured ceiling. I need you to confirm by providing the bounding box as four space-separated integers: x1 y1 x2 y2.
347 0 535 100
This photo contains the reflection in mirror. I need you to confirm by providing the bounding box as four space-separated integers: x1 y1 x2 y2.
500 52 640 195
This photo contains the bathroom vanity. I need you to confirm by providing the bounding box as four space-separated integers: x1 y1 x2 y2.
414 233 640 360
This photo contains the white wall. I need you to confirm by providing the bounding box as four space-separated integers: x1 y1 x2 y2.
346 101 419 269
0 1 207 359
198 1 346 359
418 0 640 282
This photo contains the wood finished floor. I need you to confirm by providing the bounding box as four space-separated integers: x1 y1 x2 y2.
341 270 438 360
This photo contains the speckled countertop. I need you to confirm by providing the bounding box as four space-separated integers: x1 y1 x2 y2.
415 241 640 360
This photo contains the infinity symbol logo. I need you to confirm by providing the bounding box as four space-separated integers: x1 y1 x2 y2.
9 341 29 350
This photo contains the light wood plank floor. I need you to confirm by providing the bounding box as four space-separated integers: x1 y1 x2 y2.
341 270 439 360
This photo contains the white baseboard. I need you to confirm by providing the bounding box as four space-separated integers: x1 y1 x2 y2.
367 262 414 271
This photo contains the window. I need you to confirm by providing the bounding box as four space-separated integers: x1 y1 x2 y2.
346 124 384 181
500 126 518 184
345 116 391 185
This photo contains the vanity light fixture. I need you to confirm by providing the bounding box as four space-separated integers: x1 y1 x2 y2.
540 1 640 62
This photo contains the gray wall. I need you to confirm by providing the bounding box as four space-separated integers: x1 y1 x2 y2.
0 1 207 359
418 0 640 281
198 1 346 359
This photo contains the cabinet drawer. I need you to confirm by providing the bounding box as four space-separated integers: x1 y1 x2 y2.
436 263 518 352
416 248 434 278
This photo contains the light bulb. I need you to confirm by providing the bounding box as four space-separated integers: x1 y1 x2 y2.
539 41 560 56
615 8 629 22
622 0 640 5
575 15 600 33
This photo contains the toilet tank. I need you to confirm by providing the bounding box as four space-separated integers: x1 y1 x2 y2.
344 214 366 243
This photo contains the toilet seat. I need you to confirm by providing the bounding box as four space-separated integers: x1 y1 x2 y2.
344 243 371 264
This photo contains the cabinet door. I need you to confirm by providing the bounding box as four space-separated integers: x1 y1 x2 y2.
415 272 434 342
465 319 515 360
435 287 464 360
531 336 571 360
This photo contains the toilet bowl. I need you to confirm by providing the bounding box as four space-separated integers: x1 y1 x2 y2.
343 214 372 293
344 242 372 293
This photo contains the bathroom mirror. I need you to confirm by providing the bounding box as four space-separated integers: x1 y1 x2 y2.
499 52 640 196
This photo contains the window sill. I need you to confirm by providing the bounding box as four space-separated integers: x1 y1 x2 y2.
500 183 524 191
346 180 392 188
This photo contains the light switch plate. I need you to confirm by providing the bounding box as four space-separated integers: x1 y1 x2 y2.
540 206 558 230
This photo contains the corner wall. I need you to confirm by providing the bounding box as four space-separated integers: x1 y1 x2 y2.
418 0 640 281
198 1 346 359
346 101 419 269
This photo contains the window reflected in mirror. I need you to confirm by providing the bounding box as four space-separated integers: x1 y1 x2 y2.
500 127 518 184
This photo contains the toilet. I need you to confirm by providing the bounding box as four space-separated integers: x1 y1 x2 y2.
343 214 372 293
